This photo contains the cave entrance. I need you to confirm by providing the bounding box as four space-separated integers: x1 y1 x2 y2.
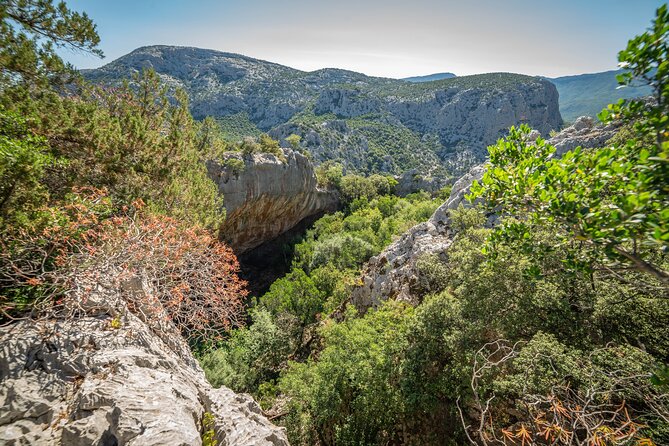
236 212 326 297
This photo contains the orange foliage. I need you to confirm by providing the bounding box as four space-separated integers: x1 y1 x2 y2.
1 188 247 343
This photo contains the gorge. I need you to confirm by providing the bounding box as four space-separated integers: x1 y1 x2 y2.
1 2 667 445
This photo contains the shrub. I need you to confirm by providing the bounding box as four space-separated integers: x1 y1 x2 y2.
262 268 326 325
466 333 667 445
339 174 377 204
449 205 485 232
436 184 452 200
310 233 376 270
315 161 343 189
200 308 297 392
414 253 449 294
285 133 301 150
5 70 224 229
0 189 246 343
279 302 414 445
221 156 245 177
0 108 57 230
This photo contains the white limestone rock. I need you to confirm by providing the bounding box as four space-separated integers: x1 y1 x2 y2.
208 148 339 253
0 274 289 446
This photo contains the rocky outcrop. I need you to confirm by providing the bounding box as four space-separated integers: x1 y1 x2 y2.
350 165 485 311
548 115 619 156
0 273 289 446
314 89 382 118
394 169 450 197
208 149 339 254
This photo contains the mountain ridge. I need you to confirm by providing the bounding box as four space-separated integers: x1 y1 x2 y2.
402 72 457 82
84 45 562 177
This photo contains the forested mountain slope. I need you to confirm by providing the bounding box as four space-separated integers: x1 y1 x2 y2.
550 69 652 122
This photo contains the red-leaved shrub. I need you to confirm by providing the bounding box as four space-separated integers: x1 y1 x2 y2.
1 188 247 343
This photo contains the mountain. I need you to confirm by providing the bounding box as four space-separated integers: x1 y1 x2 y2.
402 72 456 82
85 45 562 177
549 69 652 122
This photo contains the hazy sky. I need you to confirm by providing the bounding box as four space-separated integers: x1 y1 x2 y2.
60 0 664 78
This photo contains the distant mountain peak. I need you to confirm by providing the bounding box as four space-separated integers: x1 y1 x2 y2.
402 72 457 83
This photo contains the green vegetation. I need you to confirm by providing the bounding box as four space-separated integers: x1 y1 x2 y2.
0 1 246 344
289 111 447 176
3 1 668 445
201 412 218 446
200 8 669 445
273 206 668 445
372 72 545 100
200 191 442 395
215 112 262 141
471 4 668 286
0 0 101 87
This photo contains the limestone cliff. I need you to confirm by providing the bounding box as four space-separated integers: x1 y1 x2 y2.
0 273 289 446
208 149 339 254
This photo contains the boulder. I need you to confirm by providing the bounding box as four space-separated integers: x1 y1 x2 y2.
548 115 619 156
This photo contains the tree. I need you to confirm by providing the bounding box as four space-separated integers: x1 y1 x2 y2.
286 133 301 150
470 5 669 286
0 0 102 85
0 108 54 228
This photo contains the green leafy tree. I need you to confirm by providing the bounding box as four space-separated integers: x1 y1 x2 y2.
261 268 326 325
200 308 297 393
315 161 343 189
280 302 413 445
470 6 669 286
0 108 54 228
285 133 301 150
0 0 101 85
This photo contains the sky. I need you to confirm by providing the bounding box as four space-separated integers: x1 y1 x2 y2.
60 0 665 79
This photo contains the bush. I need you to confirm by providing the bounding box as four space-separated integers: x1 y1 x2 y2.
261 268 326 325
5 70 224 229
200 308 297 392
221 156 245 177
0 189 247 342
414 253 449 294
436 184 452 200
310 233 376 270
279 302 413 445
315 161 343 189
0 108 56 230
239 134 287 162
340 174 377 204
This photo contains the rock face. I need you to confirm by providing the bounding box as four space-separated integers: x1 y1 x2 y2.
0 274 289 446
394 169 450 197
208 149 339 254
271 77 561 176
